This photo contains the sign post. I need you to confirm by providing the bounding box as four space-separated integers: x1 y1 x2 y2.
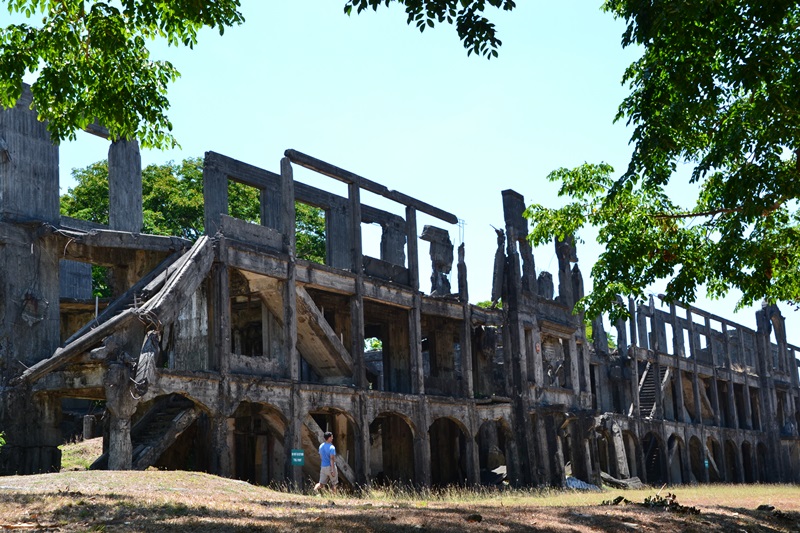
291 449 305 466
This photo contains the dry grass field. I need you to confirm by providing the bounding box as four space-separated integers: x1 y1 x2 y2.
0 439 797 532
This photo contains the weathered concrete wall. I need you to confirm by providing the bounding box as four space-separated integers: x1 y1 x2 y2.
0 88 62 474
0 113 798 490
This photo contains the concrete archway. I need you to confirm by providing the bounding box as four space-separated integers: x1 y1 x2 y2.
595 428 614 478
230 401 288 486
642 431 666 485
369 412 416 486
476 418 512 485
429 417 468 486
667 434 686 485
741 441 755 483
706 436 723 482
724 439 738 482
305 408 360 489
622 431 640 479
756 442 768 482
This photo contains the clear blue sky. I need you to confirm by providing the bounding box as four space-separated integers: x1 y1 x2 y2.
44 1 796 340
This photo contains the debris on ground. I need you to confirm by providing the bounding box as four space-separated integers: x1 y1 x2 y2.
565 476 602 492
601 492 700 515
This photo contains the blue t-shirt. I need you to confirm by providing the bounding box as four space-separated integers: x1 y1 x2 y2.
319 441 336 467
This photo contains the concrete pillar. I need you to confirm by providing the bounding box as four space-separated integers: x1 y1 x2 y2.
108 139 142 232
414 401 432 487
0 86 60 224
464 421 480 486
609 421 630 479
104 363 139 470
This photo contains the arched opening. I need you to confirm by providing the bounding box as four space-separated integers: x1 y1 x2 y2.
642 432 666 485
369 412 415 486
689 435 704 483
476 418 511 486
741 441 754 483
724 439 738 482
667 434 685 485
622 431 640 479
231 401 287 486
429 417 468 486
90 393 213 473
304 409 359 490
706 436 723 482
595 428 614 478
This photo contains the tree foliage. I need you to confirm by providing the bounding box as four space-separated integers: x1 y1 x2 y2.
60 156 327 257
526 3 800 319
1 0 513 148
0 0 244 148
344 0 515 58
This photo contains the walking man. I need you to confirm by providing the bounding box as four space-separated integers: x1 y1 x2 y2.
314 431 338 493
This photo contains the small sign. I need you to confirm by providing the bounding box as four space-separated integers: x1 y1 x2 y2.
704 459 709 469
291 449 305 466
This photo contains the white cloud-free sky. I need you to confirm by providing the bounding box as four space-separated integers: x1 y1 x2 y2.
42 0 797 340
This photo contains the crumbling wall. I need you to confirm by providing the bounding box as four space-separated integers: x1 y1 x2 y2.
0 95 798 488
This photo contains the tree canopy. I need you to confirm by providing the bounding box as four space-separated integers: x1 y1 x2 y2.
526 2 800 320
1 0 514 148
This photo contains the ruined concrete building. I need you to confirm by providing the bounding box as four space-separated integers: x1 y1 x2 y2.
2 90 800 488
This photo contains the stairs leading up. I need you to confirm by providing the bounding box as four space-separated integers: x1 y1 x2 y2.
638 363 667 418
91 395 199 470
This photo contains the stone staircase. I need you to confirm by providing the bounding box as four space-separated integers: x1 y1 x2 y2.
638 363 667 418
91 395 200 470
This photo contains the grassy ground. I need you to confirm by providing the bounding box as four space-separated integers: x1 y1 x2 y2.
0 470 798 532
60 437 104 471
0 440 786 531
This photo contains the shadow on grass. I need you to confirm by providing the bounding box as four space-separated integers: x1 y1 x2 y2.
3 491 800 532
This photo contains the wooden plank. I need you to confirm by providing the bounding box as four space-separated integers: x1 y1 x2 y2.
285 149 458 224
295 263 357 294
61 228 188 252
137 236 214 326
420 298 464 319
362 256 409 285
227 246 289 279
219 214 283 251
361 280 414 308
295 286 354 377
14 308 137 385
205 151 281 190
64 250 187 345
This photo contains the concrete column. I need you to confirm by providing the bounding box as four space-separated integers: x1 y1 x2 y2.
0 85 59 224
284 387 303 488
414 400 432 487
203 152 229 236
406 207 425 395
670 305 687 423
464 422 480 486
108 139 142 233
281 159 298 382
209 414 234 479
104 363 139 470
